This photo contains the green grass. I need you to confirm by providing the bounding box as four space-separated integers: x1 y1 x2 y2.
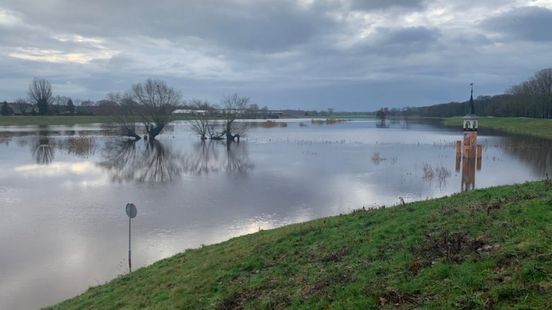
0 115 115 126
51 181 552 309
443 116 552 140
0 115 201 126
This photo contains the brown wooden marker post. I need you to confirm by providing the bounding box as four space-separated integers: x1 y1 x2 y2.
476 144 483 171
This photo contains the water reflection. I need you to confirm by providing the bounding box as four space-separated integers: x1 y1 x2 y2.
61 136 97 158
376 119 390 128
99 140 183 183
183 141 253 176
2 121 552 309
32 130 55 165
498 135 552 177
457 156 478 192
99 140 253 183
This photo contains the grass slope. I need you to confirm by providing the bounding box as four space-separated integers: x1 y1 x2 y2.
443 117 552 140
51 181 552 309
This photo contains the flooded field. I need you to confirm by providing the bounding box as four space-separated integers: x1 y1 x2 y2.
0 119 551 309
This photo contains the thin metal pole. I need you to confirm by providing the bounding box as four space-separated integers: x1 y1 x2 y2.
128 217 132 272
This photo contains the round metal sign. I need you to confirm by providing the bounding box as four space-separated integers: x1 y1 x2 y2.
126 203 137 218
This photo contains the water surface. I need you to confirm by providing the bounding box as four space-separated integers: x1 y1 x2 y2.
0 119 550 309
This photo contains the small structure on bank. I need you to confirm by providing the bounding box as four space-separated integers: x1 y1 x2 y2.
456 83 483 191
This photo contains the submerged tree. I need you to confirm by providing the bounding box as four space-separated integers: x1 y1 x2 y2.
131 79 180 140
109 79 180 140
189 115 211 140
106 92 141 140
28 78 53 115
221 93 250 142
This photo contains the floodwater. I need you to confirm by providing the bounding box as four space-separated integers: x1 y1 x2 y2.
0 119 550 309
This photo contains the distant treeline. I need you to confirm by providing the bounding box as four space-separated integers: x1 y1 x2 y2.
381 68 552 119
1 79 356 119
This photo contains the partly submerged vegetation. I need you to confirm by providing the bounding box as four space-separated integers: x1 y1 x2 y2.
52 181 552 309
443 116 552 140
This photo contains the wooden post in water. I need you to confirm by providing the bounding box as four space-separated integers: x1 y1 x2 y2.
476 144 483 171
455 140 462 172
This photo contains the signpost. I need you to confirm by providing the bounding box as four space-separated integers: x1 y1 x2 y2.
125 203 137 272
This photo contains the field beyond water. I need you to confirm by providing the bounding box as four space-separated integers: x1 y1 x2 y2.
0 115 199 126
443 116 552 140
52 181 552 309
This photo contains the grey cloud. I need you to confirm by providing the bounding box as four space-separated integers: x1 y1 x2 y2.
348 0 426 11
380 27 439 44
0 0 551 110
2 0 337 52
483 6 552 42
343 26 441 58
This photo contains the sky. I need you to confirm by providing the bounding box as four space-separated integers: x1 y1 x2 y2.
0 0 551 111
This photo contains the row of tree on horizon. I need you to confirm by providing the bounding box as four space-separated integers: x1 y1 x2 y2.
379 68 552 119
2 67 551 119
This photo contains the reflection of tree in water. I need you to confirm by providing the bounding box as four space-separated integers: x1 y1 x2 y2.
376 119 390 128
30 133 97 164
32 130 55 165
0 132 13 145
99 140 184 183
99 139 253 183
183 141 221 175
60 136 97 158
183 141 253 176
497 135 552 177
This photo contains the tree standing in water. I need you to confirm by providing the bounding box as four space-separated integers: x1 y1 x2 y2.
221 93 250 142
131 79 180 140
111 79 179 140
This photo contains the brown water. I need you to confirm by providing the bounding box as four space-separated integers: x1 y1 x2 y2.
0 119 550 309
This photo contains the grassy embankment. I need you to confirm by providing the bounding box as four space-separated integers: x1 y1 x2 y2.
443 116 552 140
52 181 552 309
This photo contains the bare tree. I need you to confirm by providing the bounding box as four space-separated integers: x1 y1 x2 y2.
509 68 552 118
28 78 53 115
221 93 250 142
189 115 210 140
106 92 141 140
130 79 180 140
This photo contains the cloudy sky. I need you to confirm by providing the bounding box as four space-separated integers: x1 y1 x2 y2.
0 0 551 110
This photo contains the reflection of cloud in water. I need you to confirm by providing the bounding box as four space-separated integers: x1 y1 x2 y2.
15 162 98 176
3 121 552 309
137 209 315 266
13 161 108 188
